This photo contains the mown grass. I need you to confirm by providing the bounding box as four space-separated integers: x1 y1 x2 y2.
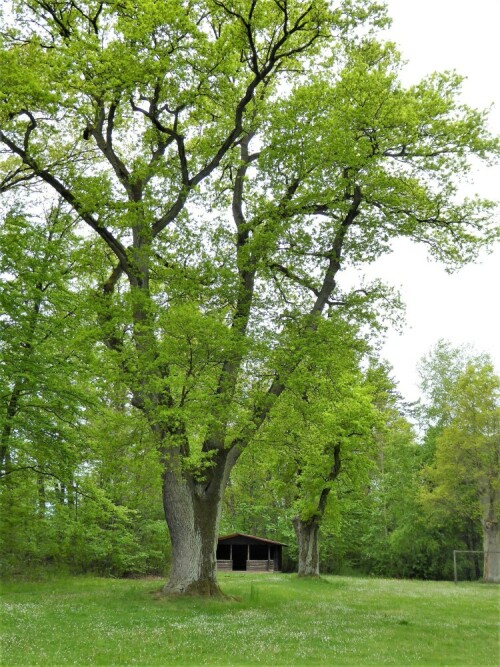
1 573 498 666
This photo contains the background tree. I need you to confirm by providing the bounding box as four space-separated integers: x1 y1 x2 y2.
1 1 498 595
350 363 443 579
255 318 377 577
0 203 93 571
419 347 500 583
0 203 169 576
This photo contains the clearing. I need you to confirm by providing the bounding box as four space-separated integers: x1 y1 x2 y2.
1 573 498 665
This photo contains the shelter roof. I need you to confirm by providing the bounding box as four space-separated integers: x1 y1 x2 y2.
218 532 287 546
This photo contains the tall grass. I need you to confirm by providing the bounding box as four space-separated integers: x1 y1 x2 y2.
1 573 498 665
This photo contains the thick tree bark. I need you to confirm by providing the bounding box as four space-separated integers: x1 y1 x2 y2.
293 444 341 577
161 452 233 596
481 492 500 583
293 516 320 577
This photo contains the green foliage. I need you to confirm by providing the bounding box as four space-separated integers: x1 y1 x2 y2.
0 205 168 578
419 348 499 536
0 470 169 578
64 501 169 578
342 357 485 581
1 0 499 587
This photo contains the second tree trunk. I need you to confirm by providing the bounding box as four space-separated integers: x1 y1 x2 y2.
293 516 320 577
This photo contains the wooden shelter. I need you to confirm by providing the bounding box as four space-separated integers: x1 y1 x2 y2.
216 533 287 572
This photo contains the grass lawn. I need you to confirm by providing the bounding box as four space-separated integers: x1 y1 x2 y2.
1 573 499 666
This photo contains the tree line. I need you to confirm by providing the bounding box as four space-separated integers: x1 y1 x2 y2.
0 0 499 592
1 214 497 582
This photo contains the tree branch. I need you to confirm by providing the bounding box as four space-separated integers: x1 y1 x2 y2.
202 132 257 451
311 184 362 314
317 444 342 516
0 128 131 274
229 182 363 453
88 101 140 200
269 262 319 296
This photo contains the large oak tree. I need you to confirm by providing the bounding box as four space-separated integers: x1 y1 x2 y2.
1 0 498 594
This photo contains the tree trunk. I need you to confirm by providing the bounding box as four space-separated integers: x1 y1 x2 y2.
293 516 320 577
292 445 341 578
481 493 500 583
161 454 231 596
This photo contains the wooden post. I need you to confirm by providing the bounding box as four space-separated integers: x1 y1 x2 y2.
230 543 232 569
453 550 458 584
247 543 250 566
268 545 270 570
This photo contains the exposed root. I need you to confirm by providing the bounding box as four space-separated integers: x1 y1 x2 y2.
161 578 227 598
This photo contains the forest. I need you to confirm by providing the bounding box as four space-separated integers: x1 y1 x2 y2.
0 0 499 596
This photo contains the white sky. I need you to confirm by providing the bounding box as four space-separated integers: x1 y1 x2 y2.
347 0 500 401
